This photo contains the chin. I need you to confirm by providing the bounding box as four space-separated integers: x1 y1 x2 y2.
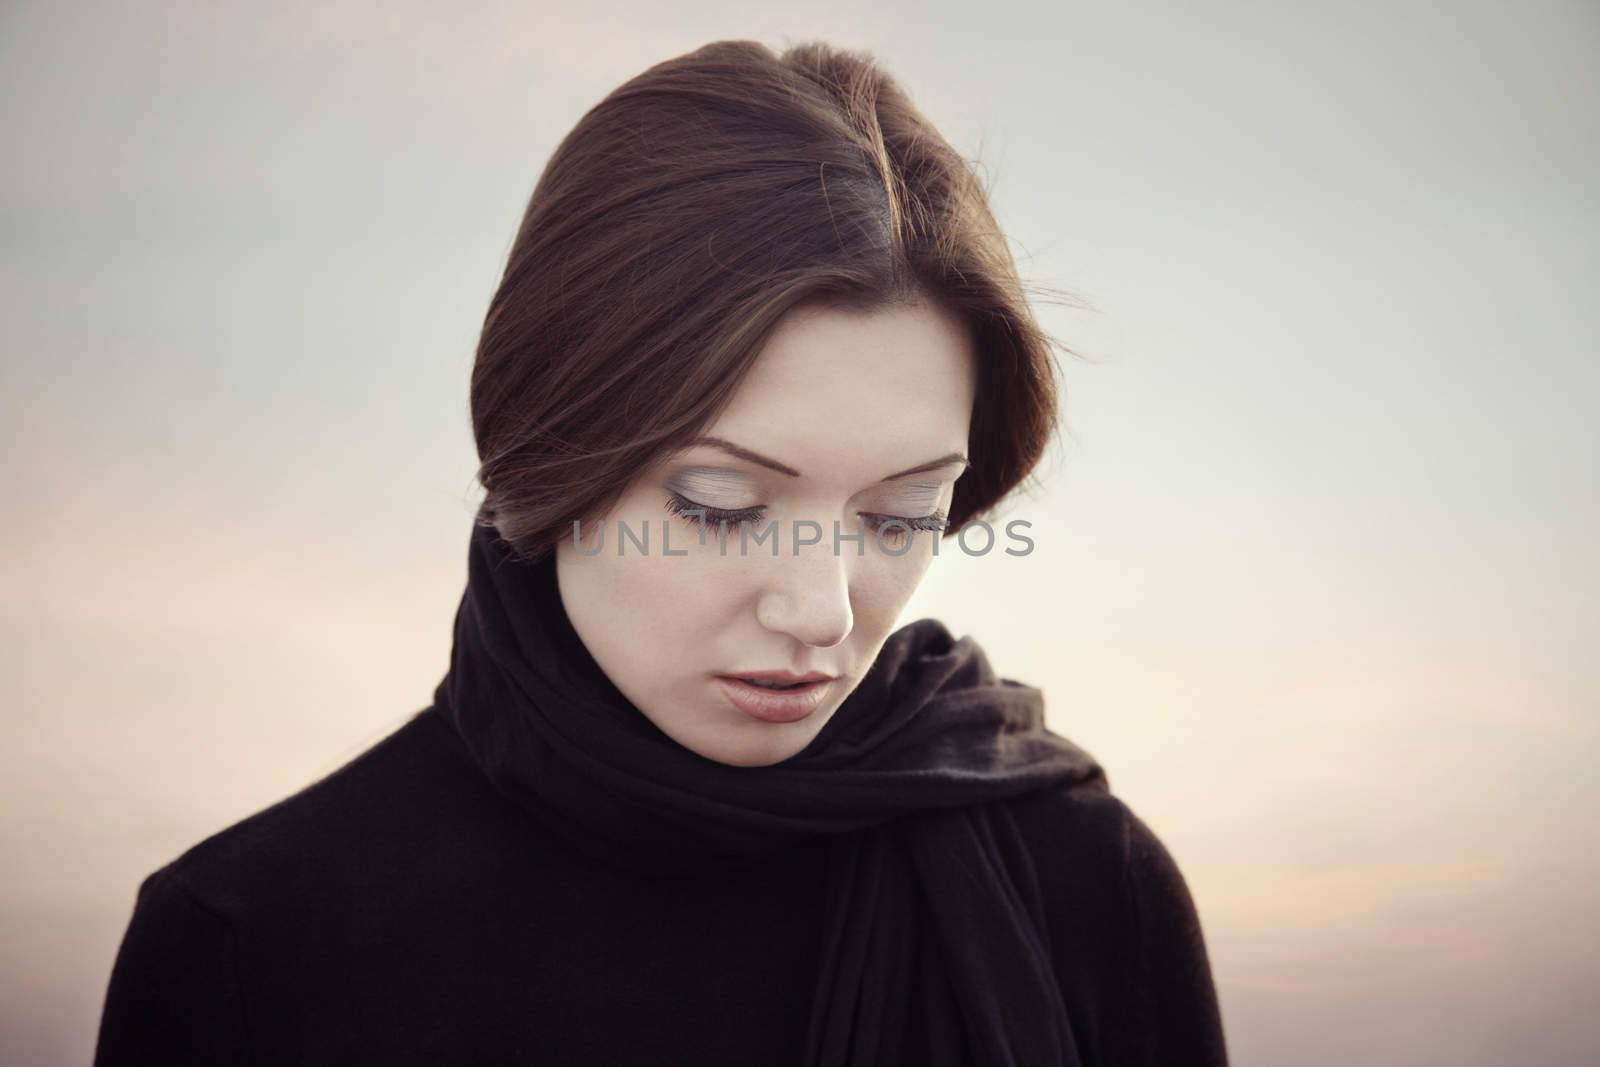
687 722 821 769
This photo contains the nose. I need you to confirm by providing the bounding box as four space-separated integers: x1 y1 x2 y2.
754 526 854 649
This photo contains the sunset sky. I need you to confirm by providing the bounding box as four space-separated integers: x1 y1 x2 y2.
4 2 1596 1063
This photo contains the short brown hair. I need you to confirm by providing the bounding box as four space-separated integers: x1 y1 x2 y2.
471 39 1071 562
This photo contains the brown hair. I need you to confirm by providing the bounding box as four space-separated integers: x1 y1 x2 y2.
471 39 1073 563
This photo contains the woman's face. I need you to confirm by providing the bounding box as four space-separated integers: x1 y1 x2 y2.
554 299 977 768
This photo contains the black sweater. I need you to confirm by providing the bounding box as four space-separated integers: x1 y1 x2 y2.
94 704 1227 1065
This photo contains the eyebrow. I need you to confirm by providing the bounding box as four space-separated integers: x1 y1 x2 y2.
684 435 970 482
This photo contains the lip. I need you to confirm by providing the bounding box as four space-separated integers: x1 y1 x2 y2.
721 669 835 685
713 673 835 724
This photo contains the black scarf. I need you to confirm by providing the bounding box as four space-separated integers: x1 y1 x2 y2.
430 517 1108 1065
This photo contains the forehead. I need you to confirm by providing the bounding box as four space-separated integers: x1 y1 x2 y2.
711 301 977 454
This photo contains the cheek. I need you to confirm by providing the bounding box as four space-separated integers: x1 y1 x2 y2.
611 554 704 627
620 546 747 660
566 551 721 707
851 550 936 629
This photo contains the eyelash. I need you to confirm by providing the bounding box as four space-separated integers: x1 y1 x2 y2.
663 491 949 538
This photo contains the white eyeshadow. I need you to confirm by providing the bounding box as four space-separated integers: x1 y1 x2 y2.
669 467 757 504
877 481 944 513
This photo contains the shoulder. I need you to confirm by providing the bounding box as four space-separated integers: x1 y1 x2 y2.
994 772 1209 976
999 761 1197 888
1002 770 1127 866
131 707 502 923
1001 776 1159 926
1000 776 1229 1064
99 710 488 1065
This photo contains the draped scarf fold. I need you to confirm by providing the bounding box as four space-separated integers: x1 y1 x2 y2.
430 518 1107 1066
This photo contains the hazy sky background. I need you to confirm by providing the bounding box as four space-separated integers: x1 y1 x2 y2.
3 1 1596 1064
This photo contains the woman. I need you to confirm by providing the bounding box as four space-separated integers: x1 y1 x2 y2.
95 39 1228 1066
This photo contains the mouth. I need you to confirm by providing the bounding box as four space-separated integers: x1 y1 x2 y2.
712 670 836 724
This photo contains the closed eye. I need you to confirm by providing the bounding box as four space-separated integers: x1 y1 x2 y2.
666 491 948 538
664 491 763 528
858 511 949 534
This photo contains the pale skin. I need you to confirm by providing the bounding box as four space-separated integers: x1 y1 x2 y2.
555 298 978 768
